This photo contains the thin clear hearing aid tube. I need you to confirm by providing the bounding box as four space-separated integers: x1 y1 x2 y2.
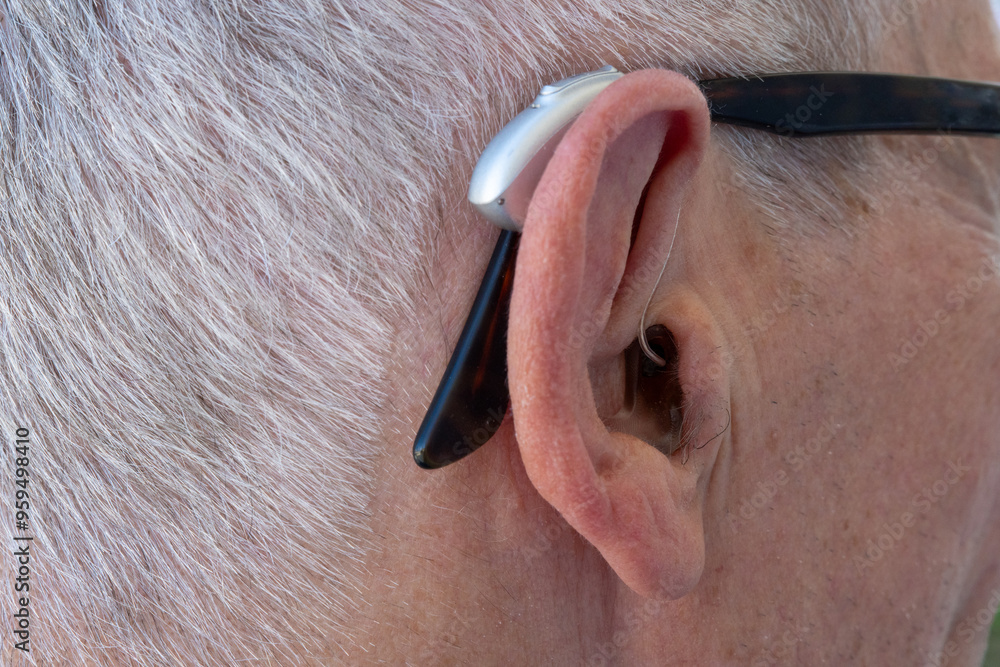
638 207 682 366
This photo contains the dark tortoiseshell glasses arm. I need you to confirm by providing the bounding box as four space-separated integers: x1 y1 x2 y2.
700 72 1000 137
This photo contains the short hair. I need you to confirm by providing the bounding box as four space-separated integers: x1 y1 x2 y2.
0 0 902 662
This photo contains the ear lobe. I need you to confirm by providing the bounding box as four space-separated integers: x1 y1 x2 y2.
507 70 720 599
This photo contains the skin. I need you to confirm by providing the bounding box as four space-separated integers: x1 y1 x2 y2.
352 5 1000 665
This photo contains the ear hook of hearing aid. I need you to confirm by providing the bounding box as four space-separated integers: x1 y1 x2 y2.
638 207 682 366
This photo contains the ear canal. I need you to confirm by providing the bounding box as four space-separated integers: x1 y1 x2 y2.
641 325 676 378
616 328 685 458
642 326 686 458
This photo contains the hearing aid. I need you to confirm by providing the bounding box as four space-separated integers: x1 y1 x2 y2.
467 65 624 230
412 66 623 468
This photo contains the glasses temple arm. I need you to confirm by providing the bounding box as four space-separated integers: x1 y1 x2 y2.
700 72 1000 137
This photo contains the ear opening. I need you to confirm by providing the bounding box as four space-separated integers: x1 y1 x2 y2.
611 328 686 459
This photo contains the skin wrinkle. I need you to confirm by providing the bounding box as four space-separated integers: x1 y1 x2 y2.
1 0 999 665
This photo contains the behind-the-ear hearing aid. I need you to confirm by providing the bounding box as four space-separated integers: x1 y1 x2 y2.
413 65 1000 469
412 66 623 469
467 65 624 231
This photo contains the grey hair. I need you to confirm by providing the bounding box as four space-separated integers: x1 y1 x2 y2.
0 0 892 663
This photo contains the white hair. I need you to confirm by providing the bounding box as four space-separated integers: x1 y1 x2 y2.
0 0 895 663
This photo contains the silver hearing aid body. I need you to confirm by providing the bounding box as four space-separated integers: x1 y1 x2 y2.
467 65 623 231
466 64 670 366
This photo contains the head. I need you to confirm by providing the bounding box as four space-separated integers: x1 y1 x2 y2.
2 0 999 664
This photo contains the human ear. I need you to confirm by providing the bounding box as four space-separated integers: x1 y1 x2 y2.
507 69 730 599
